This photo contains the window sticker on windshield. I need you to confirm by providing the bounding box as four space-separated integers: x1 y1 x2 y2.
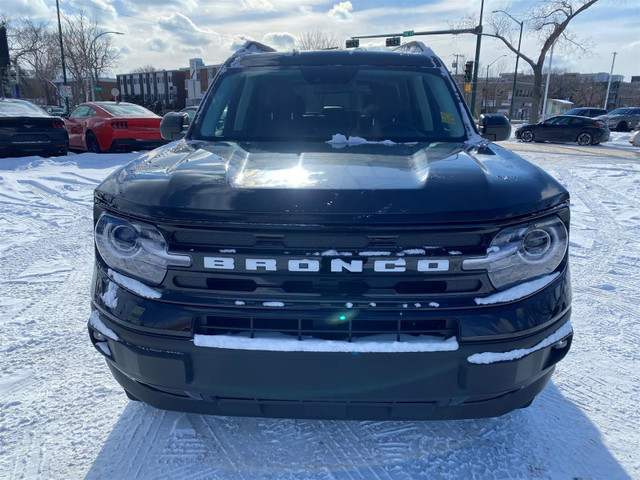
441 112 455 125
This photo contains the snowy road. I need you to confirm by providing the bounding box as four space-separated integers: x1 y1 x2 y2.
1 135 639 480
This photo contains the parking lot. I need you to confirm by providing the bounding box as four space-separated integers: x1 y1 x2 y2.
1 135 639 479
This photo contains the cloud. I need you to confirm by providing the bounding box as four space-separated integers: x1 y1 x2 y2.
262 32 296 50
146 38 167 52
241 0 275 12
156 12 220 47
327 1 353 21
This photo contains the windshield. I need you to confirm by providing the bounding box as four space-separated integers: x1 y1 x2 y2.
100 103 156 116
0 100 47 117
192 66 466 143
608 108 630 115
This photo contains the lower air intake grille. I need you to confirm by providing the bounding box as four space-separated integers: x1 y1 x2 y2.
193 313 459 342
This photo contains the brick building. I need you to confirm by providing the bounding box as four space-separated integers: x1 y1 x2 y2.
116 69 187 111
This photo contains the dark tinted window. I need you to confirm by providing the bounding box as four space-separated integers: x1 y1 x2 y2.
194 67 466 142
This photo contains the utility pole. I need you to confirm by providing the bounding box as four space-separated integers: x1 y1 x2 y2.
452 53 464 75
603 52 617 110
469 0 485 118
55 0 69 114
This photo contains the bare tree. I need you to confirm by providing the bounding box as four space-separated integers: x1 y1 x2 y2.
63 11 119 103
484 0 599 122
295 30 339 51
8 18 62 104
130 64 158 73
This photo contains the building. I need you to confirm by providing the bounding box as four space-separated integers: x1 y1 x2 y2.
181 58 222 107
116 69 187 111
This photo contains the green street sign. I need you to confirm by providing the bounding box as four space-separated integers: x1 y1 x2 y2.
93 86 103 91
403 30 415 37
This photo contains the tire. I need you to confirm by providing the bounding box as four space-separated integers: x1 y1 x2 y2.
86 131 102 153
616 121 628 132
576 132 593 146
520 130 534 142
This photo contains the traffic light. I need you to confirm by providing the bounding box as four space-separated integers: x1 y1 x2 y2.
346 39 359 49
464 61 474 83
385 37 401 47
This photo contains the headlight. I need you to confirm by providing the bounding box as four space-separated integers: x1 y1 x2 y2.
462 216 568 290
95 212 191 286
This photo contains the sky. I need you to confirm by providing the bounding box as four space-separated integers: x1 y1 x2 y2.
4 0 640 80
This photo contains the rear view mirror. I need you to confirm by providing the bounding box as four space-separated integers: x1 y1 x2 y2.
160 112 189 141
479 114 511 142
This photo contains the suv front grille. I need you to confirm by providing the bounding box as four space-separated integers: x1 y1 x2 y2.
160 222 497 329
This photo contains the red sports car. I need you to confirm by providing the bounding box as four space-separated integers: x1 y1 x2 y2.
64 102 167 153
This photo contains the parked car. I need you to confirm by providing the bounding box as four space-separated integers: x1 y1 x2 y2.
63 101 167 153
515 115 609 145
563 107 607 118
44 105 66 116
596 107 640 131
89 41 572 421
0 98 69 158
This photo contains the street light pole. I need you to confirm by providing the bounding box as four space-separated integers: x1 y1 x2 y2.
90 31 123 102
603 52 618 110
484 55 506 113
493 10 523 120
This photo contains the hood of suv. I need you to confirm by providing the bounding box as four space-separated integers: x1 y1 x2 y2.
95 140 568 224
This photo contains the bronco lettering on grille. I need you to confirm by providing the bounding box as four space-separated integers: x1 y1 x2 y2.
203 257 450 273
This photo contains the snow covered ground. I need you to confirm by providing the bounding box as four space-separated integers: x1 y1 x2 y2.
1 133 639 480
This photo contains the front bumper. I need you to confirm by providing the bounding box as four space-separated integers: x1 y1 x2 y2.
89 268 573 420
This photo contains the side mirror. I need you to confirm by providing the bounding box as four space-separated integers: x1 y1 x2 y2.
160 112 189 141
479 113 511 142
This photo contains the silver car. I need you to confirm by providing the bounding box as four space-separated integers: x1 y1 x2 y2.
596 107 640 131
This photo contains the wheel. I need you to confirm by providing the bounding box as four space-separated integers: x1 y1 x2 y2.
576 132 593 146
520 130 534 142
124 389 140 402
616 121 628 132
86 131 102 153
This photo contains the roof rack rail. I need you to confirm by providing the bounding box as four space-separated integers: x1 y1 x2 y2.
393 41 436 58
225 41 276 67
393 41 441 67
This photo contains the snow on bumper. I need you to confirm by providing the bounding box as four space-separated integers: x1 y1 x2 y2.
467 321 573 364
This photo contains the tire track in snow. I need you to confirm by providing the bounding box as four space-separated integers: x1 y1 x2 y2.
17 179 93 219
